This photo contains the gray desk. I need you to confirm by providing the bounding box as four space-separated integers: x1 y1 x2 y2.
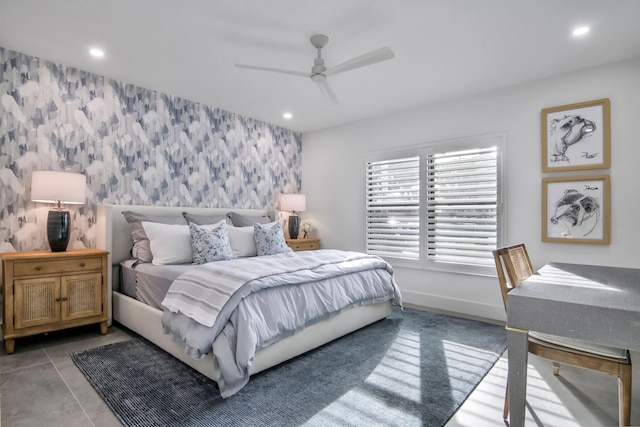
506 262 640 427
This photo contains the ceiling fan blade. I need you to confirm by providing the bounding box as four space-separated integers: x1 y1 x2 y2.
234 64 309 78
325 47 395 76
317 80 340 105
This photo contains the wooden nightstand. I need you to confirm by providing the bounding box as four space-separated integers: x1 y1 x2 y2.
286 238 321 252
1 249 109 354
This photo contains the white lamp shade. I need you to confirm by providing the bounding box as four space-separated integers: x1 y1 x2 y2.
279 194 306 212
31 171 86 205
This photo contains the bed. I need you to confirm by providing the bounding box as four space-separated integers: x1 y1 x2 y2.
96 204 399 396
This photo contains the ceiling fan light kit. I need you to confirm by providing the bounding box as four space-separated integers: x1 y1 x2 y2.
235 34 394 105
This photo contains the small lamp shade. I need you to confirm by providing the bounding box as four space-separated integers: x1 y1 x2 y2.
279 194 306 239
31 171 86 252
31 171 86 206
279 194 306 213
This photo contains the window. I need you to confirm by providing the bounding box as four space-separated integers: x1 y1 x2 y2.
365 134 503 275
365 156 420 259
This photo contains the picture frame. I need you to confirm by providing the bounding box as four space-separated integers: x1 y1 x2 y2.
541 98 610 172
542 175 610 244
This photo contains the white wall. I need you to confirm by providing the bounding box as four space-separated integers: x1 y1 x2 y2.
301 57 640 321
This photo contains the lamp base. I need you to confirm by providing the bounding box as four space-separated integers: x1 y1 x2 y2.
47 210 70 252
288 215 300 239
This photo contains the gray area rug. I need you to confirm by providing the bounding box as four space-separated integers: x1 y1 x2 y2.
72 307 506 427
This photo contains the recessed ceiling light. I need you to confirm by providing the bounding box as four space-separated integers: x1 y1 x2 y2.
283 112 293 120
572 26 590 37
89 48 105 57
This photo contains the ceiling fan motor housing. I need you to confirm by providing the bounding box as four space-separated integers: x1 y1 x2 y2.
310 34 329 49
311 73 326 82
311 57 327 79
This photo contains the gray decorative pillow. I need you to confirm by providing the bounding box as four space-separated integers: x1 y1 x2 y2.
189 222 233 264
229 212 271 227
254 221 290 256
183 212 231 225
122 211 186 263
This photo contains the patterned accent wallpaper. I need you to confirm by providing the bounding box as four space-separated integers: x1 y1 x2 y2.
0 47 301 252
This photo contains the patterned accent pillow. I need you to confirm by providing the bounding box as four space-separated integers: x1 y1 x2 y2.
189 222 233 264
254 221 290 256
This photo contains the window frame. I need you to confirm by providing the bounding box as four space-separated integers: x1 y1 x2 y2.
364 133 505 276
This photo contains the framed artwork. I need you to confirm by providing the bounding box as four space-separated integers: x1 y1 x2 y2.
542 175 610 244
541 98 610 172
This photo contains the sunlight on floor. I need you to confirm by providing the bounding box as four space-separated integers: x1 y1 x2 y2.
305 332 633 427
525 363 579 426
364 329 422 402
304 329 423 426
446 354 590 427
303 387 421 426
442 340 505 401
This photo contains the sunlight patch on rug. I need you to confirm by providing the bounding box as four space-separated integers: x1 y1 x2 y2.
366 329 422 403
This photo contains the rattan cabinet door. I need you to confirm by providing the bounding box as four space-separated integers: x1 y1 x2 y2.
61 273 103 321
14 276 61 329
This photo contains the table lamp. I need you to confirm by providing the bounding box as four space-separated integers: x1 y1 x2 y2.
31 171 86 252
279 194 306 239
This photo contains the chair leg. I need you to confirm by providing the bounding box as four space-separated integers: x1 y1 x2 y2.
618 364 632 426
503 380 510 420
552 361 560 376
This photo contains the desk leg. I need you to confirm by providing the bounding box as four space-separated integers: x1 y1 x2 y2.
507 327 529 427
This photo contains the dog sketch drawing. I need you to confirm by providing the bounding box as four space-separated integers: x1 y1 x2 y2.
550 189 599 237
549 115 596 163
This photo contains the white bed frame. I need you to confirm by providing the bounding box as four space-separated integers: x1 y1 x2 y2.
95 204 392 380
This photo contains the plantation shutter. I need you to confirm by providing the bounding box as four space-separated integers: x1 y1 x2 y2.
425 146 498 267
366 156 420 259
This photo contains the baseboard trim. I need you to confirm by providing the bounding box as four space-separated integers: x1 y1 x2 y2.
400 290 506 324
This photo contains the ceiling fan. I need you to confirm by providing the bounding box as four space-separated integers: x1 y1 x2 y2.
235 34 395 105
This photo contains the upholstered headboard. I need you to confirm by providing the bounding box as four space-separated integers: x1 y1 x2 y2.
95 204 276 321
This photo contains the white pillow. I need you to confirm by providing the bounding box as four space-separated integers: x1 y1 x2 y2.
141 222 193 265
225 224 257 257
225 221 279 257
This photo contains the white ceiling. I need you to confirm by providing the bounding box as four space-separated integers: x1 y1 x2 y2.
1 1 640 133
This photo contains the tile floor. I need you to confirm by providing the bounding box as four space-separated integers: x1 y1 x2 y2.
0 323 638 426
0 324 134 427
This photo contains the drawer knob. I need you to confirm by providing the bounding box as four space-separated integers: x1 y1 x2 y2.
55 297 61 302
35 266 42 271
79 262 86 267
62 297 68 301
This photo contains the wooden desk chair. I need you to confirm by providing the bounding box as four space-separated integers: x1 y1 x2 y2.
493 243 632 426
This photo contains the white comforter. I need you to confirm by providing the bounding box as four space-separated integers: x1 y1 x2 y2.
161 249 401 397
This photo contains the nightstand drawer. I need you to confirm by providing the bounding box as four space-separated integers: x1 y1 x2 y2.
289 241 319 251
286 238 321 252
13 257 102 277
